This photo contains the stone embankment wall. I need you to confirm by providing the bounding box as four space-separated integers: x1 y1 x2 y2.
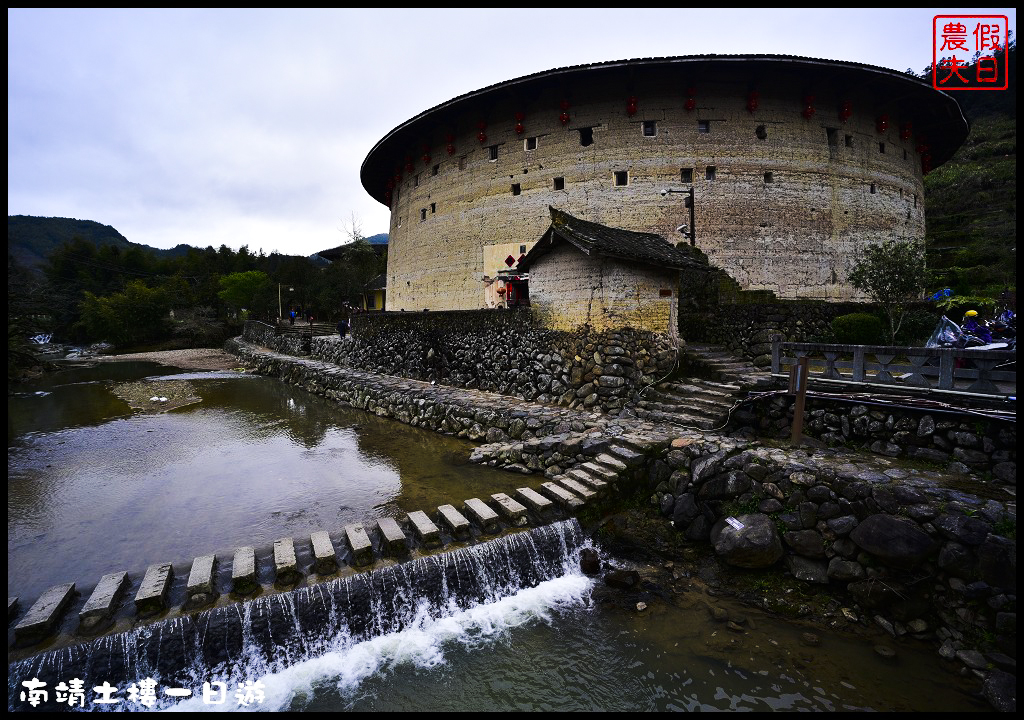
244 321 307 355
297 311 678 414
734 396 1016 483
647 435 1016 671
227 338 609 443
679 301 865 366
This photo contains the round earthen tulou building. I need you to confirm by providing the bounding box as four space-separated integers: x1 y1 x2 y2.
361 55 968 313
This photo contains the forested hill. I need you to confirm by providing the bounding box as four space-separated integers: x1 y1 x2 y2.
923 44 1016 300
7 215 190 271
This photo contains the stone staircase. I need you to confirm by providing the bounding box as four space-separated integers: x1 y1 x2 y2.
631 343 774 429
680 342 774 389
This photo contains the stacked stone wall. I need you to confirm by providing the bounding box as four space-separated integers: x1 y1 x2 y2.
734 396 1016 482
680 301 867 366
302 311 678 414
645 436 1016 666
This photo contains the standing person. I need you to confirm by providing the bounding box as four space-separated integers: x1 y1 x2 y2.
289 309 295 326
337 318 349 339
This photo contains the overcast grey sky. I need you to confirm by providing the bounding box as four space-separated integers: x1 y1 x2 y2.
7 8 1016 257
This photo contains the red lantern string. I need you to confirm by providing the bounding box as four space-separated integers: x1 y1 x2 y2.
839 101 852 122
559 111 570 125
876 114 889 133
900 122 913 140
627 96 638 116
446 134 456 155
477 131 487 144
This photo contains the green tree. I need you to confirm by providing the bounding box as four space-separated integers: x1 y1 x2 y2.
76 280 173 346
218 270 274 319
849 239 927 344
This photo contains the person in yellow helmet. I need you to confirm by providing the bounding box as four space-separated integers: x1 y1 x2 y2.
962 310 992 343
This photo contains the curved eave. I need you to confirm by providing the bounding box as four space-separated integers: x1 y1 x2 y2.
360 54 968 205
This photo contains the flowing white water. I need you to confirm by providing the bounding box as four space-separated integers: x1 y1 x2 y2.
163 573 594 712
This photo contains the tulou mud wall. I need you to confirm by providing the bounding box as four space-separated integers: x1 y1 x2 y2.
284 311 677 413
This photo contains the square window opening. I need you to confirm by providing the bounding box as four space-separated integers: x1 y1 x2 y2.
420 209 427 221
870 183 877 194
904 149 908 160
764 172 773 183
431 164 439 176
511 183 521 196
826 128 838 147
488 146 499 161
642 121 657 137
706 166 716 181
845 135 854 148
879 142 886 154
698 120 711 133
756 125 767 140
525 136 538 151
553 176 565 191
579 127 594 146
614 170 628 186
430 202 436 213
458 156 467 170
681 168 693 183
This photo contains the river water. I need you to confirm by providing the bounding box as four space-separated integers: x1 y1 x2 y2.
7 362 989 712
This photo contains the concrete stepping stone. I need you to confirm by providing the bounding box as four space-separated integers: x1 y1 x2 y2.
14 583 76 645
593 453 628 473
407 510 441 547
232 547 259 594
345 524 374 567
310 531 338 574
554 475 597 501
540 482 585 510
606 444 646 467
464 497 500 533
491 493 529 526
516 487 555 514
78 571 129 634
578 462 618 482
274 538 302 585
185 554 218 609
135 563 173 616
566 468 610 493
437 504 471 538
377 517 408 556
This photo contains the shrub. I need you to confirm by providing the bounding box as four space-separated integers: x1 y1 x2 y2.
895 309 940 346
831 313 884 345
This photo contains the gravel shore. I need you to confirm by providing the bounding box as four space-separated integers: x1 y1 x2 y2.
93 347 240 371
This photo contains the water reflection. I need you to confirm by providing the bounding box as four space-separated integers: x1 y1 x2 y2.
8 365 526 602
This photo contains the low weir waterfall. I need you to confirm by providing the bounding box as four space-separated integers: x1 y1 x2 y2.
9 521 588 711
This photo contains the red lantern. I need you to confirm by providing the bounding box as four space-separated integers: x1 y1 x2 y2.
626 96 638 116
445 134 456 155
802 95 815 120
684 97 696 112
560 99 570 111
839 101 852 122
747 90 760 114
876 114 889 133
477 131 487 144
900 122 913 140
404 157 414 173
559 111 570 125
514 111 525 134
515 122 525 135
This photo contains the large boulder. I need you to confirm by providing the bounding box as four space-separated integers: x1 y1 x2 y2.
710 513 783 569
849 514 936 569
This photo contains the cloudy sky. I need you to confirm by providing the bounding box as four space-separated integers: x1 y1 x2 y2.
7 8 1016 257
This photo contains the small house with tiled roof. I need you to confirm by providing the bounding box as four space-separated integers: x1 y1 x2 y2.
518 207 708 336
